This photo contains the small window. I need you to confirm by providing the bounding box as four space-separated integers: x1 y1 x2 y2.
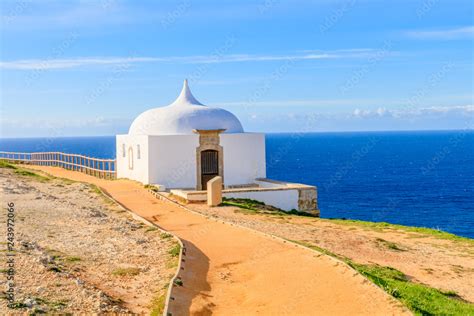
128 147 134 170
122 144 126 157
137 144 141 159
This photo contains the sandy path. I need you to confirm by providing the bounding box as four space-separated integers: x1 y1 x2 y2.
188 203 474 303
28 166 409 315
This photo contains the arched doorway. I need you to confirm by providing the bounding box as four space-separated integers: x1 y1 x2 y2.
201 149 218 190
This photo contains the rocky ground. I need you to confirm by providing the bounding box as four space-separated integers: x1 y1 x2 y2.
0 167 178 314
183 200 474 304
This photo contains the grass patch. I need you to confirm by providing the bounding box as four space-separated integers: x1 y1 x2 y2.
375 238 406 251
168 243 181 258
144 184 159 192
112 267 141 276
0 160 17 169
13 168 51 182
58 177 76 185
0 161 80 185
350 263 474 315
7 301 28 309
88 183 116 205
89 184 103 195
47 266 63 273
326 218 473 245
221 197 265 210
150 290 167 316
65 256 81 263
222 197 315 217
166 257 178 269
288 239 344 260
50 300 68 310
31 297 68 310
160 232 173 239
288 239 474 315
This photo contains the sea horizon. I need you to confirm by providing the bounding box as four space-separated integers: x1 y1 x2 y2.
1 128 473 140
2 130 472 239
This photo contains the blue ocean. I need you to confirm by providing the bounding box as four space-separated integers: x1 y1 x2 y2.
1 131 473 239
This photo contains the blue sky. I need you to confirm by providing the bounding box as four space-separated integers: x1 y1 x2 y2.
0 0 473 137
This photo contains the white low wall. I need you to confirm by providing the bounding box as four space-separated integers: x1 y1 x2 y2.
223 189 299 211
255 179 288 188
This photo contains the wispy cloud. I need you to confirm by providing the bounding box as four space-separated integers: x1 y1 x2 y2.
352 105 474 118
0 49 392 70
219 98 390 108
405 26 474 40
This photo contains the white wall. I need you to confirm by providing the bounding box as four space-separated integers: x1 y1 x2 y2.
116 132 266 188
221 133 266 186
116 135 150 183
148 135 199 188
223 189 299 211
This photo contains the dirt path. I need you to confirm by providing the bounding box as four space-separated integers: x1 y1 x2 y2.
28 166 409 315
188 203 474 304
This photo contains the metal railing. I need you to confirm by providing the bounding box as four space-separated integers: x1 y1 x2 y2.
0 151 116 179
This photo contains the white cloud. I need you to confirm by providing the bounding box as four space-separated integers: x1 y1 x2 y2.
352 105 474 118
405 26 474 40
0 49 393 70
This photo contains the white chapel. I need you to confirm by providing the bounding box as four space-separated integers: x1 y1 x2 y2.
116 80 318 214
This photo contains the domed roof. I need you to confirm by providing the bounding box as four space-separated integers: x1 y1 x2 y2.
129 80 244 135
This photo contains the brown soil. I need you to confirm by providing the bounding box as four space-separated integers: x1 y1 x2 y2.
0 167 177 314
25 165 410 315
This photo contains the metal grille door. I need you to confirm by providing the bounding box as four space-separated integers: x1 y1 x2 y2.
201 150 218 189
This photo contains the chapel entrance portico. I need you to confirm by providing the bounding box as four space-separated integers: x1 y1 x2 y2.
194 129 225 190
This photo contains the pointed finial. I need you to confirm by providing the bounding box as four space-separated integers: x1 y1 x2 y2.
173 79 203 106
